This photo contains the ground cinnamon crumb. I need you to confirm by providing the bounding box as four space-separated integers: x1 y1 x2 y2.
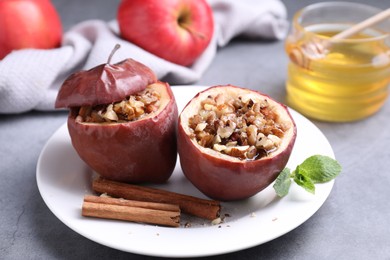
184 222 192 228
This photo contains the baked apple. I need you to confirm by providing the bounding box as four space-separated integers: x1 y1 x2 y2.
55 51 178 183
178 85 297 201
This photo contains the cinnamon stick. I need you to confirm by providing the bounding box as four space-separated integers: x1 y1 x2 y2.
82 195 180 227
84 195 180 212
92 178 221 220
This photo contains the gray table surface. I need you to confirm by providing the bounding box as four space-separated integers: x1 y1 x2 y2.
1 0 389 259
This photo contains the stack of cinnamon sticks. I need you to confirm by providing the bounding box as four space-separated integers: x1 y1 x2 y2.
82 178 221 227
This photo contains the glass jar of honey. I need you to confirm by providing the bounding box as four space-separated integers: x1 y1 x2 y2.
285 2 390 122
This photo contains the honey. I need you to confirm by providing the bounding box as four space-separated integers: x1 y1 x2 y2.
285 4 390 122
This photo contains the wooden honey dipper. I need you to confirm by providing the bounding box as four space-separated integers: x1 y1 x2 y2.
290 7 390 69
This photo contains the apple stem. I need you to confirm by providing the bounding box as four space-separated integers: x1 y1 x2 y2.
107 44 121 64
181 24 206 40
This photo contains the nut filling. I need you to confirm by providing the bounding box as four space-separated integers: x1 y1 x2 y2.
75 87 161 123
188 93 288 160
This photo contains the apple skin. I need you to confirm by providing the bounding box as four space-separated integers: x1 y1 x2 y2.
117 0 214 66
0 0 62 59
55 58 157 108
67 82 178 184
178 86 297 201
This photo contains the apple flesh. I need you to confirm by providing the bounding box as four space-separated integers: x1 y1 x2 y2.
0 0 62 59
178 85 297 201
117 0 214 66
68 82 178 183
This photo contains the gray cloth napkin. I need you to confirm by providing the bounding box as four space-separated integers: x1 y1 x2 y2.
0 0 288 113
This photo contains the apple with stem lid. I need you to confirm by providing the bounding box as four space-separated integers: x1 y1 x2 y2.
56 45 178 183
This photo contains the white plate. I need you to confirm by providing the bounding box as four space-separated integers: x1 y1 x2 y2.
37 86 335 257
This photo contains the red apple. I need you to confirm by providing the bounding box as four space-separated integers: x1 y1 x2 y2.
178 85 297 201
56 51 178 184
66 81 178 184
0 0 62 60
117 0 214 66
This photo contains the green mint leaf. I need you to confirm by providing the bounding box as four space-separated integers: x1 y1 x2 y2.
273 168 292 197
298 155 342 183
293 166 316 194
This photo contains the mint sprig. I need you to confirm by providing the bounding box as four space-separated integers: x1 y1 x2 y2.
273 155 342 197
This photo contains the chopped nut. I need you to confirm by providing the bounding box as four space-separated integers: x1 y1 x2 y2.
213 134 222 144
225 141 237 147
204 103 215 111
213 144 227 152
268 134 281 146
103 104 118 121
216 104 234 117
198 133 214 147
195 122 208 132
247 125 257 146
246 146 258 160
189 114 203 129
225 146 249 159
217 125 234 139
